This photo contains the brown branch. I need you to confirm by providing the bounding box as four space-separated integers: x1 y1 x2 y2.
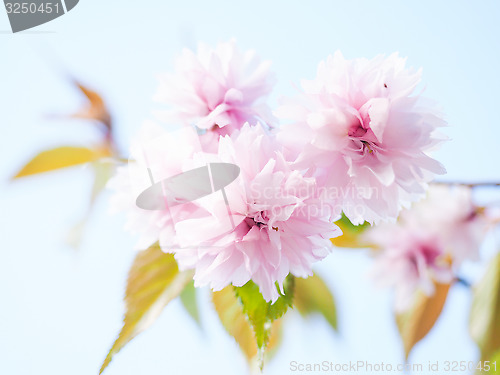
432 181 500 188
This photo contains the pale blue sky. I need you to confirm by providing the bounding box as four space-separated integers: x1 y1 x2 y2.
1 1 500 374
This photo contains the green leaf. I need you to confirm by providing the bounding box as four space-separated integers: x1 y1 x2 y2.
294 274 337 331
90 159 114 204
65 218 88 250
66 160 115 250
13 146 110 179
212 287 283 366
470 252 500 361
180 280 201 327
331 213 370 248
234 277 294 370
492 349 500 363
396 282 450 359
100 244 193 374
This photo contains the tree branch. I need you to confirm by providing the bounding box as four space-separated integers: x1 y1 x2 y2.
432 181 500 188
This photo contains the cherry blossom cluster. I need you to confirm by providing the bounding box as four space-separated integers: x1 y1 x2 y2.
109 40 451 302
365 185 490 311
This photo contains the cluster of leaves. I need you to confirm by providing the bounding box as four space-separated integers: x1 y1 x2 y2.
12 81 116 247
98 242 338 373
12 82 500 374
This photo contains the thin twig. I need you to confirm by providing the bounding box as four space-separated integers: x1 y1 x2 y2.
455 277 471 288
433 181 500 188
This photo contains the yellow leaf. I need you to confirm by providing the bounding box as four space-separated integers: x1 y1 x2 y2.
294 274 337 331
470 252 500 361
212 287 283 365
331 214 370 248
13 146 109 179
100 244 193 374
396 282 450 359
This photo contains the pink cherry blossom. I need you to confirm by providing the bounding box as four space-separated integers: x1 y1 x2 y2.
154 40 276 137
397 185 488 265
365 185 488 311
107 121 203 250
171 124 342 302
276 52 447 225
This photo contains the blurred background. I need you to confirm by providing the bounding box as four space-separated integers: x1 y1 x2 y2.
1 1 500 374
